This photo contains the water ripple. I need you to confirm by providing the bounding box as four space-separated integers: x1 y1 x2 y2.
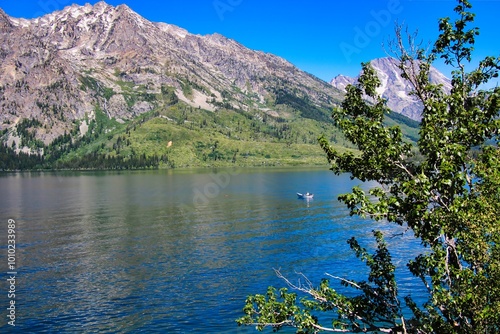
0 170 426 332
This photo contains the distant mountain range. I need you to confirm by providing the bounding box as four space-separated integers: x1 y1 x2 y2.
0 2 426 169
330 57 452 121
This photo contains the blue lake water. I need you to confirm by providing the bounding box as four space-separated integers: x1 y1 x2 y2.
0 168 423 333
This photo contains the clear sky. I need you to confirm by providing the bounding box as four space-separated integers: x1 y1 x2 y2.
1 0 499 84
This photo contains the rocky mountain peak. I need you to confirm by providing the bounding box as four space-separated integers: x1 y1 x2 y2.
0 8 13 31
330 57 451 120
0 2 343 149
329 74 355 93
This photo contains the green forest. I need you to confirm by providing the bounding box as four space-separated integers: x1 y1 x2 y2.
0 88 419 170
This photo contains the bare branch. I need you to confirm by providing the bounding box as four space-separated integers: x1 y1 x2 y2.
324 273 363 290
274 269 328 303
246 321 352 333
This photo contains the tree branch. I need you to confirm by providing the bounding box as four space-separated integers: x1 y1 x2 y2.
324 273 363 290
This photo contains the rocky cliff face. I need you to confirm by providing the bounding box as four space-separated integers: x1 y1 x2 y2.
330 57 451 120
0 2 342 148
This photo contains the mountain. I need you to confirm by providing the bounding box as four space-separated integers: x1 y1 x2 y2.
0 2 342 145
0 3 419 170
330 57 452 120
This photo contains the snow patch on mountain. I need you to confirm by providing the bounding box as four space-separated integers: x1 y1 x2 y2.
330 57 451 120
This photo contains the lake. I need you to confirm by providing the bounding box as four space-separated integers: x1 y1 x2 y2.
0 168 423 333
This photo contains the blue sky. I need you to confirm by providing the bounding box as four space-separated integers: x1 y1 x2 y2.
1 0 499 83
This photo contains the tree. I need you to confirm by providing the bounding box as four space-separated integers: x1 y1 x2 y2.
237 1 500 332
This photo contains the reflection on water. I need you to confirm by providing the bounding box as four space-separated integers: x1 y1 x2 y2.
0 168 423 332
